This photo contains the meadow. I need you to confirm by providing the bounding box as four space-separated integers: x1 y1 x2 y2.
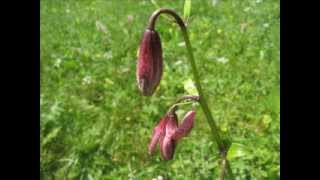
40 0 279 179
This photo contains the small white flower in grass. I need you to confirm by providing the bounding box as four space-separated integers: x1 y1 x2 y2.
174 60 183 66
54 58 62 68
96 20 108 34
212 0 219 6
259 50 265 60
82 76 92 85
183 79 198 95
178 42 185 47
157 175 164 180
127 15 134 24
263 23 269 28
244 7 250 12
240 22 249 32
103 51 113 60
216 57 229 64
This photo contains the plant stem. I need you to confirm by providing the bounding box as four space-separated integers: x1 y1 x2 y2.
147 8 234 179
175 95 200 104
181 27 224 150
181 25 234 180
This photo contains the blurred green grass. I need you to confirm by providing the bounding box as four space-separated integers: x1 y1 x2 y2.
40 0 279 179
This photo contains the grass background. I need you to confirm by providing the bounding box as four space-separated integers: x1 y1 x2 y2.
40 0 279 179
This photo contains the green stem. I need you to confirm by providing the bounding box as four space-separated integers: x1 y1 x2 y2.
148 8 234 179
181 28 224 150
167 95 200 113
181 26 234 180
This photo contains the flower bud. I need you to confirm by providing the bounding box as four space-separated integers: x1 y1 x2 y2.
160 135 176 160
136 29 163 96
148 108 195 160
173 110 196 140
160 111 178 160
148 117 167 155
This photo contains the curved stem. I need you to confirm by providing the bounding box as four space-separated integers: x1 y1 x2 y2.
147 8 234 179
167 101 194 114
147 8 186 31
167 95 200 113
175 95 200 104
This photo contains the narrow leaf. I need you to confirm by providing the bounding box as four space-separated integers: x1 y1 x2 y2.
150 0 160 9
183 79 198 95
183 0 191 20
227 143 247 160
173 111 196 140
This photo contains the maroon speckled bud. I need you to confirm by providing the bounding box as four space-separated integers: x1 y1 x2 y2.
136 29 163 96
173 110 196 140
160 112 178 160
148 116 167 155
148 108 196 161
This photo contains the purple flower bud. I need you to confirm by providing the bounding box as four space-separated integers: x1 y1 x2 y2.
159 135 176 160
148 117 167 155
160 112 178 160
148 109 196 160
173 110 196 140
136 29 163 96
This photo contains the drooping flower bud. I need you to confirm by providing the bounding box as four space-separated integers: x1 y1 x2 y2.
148 107 196 160
160 111 178 160
136 29 163 96
173 110 196 140
148 117 167 155
159 135 176 160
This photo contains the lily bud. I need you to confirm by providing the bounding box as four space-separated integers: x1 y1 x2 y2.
173 110 196 140
160 112 178 160
159 135 176 160
148 117 167 155
148 108 196 160
136 29 163 96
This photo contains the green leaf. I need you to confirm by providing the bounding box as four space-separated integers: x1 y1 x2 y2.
150 0 160 9
183 0 191 20
104 78 114 86
262 114 272 128
42 127 61 146
265 85 280 113
183 79 198 95
227 143 247 160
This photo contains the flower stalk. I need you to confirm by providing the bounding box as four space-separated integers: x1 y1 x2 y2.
140 8 234 179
